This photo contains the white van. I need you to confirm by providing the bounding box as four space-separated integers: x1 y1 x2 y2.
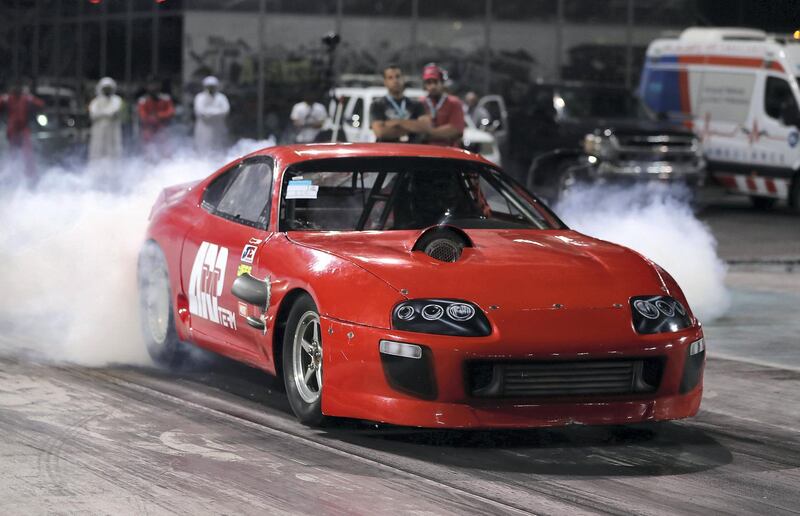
326 86 502 166
640 27 800 210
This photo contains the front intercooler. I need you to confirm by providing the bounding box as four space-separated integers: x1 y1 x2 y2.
467 358 664 398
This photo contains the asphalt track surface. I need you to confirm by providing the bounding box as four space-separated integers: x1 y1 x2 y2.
1 269 799 515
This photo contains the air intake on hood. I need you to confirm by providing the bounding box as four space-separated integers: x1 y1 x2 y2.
425 239 461 262
412 225 473 263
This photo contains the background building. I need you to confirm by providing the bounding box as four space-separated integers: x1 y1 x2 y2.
1 0 797 140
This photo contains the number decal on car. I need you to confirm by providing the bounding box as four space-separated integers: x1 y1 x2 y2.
188 241 237 330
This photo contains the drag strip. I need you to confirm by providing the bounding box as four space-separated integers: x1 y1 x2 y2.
1 351 799 515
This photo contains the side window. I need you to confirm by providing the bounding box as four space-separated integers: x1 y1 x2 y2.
202 166 236 212
764 76 797 121
206 159 274 228
478 176 523 219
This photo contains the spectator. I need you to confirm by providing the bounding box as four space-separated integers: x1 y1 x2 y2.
290 90 327 143
421 63 465 147
370 64 430 143
464 91 491 129
193 75 230 154
137 77 175 158
0 79 44 180
88 77 123 165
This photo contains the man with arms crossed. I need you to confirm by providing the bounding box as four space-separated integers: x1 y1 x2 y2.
421 63 465 147
370 65 430 143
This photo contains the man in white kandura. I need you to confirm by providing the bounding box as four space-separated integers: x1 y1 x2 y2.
193 76 230 154
290 90 328 143
88 77 123 165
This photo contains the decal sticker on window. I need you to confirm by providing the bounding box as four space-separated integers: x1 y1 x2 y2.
286 179 319 199
188 241 237 330
241 245 257 264
237 264 252 277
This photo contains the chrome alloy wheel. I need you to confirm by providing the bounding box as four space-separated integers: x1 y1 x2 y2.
292 311 322 404
144 266 170 345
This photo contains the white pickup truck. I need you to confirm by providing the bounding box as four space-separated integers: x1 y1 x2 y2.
325 86 502 166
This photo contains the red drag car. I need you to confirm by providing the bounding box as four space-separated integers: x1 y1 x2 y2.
138 143 705 428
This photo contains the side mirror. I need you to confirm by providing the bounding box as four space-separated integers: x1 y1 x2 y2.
232 273 271 330
232 273 270 308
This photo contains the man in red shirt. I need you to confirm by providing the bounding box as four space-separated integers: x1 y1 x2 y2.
420 63 465 147
0 80 45 180
137 77 175 158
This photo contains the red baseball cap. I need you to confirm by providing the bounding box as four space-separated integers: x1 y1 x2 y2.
422 63 444 81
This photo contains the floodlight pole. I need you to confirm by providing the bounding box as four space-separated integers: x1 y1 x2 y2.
555 0 563 81
625 0 634 89
257 0 266 139
484 0 491 94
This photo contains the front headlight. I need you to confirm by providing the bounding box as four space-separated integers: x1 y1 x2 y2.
392 299 492 337
583 133 615 158
691 137 704 158
630 295 692 334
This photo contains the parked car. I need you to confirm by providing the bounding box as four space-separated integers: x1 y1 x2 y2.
139 142 706 429
522 82 705 203
34 85 89 160
0 85 89 162
642 27 800 210
324 86 502 165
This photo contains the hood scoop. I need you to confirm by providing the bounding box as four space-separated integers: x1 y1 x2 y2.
412 225 473 263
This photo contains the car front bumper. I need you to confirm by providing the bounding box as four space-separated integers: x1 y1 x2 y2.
320 309 705 429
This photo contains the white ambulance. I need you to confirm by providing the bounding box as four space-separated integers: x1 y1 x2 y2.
640 27 800 210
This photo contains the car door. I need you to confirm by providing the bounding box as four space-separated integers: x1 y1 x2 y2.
180 157 274 360
750 74 800 199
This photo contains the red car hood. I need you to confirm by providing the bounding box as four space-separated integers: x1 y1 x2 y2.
288 229 664 311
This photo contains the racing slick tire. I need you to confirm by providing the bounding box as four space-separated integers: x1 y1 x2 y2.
749 195 776 210
137 242 187 369
282 294 327 427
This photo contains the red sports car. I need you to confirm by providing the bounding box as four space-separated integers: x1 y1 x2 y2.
138 143 705 428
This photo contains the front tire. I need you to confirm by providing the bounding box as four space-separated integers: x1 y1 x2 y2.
138 242 187 368
282 295 327 426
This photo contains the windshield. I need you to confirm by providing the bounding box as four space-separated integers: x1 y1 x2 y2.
279 157 563 232
558 86 648 119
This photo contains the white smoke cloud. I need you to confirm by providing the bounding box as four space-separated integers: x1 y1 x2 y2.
555 182 730 323
0 148 727 367
0 138 274 366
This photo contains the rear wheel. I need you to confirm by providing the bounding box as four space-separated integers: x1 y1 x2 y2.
749 195 776 210
138 242 187 368
282 295 327 426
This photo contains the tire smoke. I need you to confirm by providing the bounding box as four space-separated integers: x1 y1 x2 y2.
0 138 274 366
555 183 730 322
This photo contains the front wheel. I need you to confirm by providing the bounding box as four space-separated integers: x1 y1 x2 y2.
282 295 327 426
